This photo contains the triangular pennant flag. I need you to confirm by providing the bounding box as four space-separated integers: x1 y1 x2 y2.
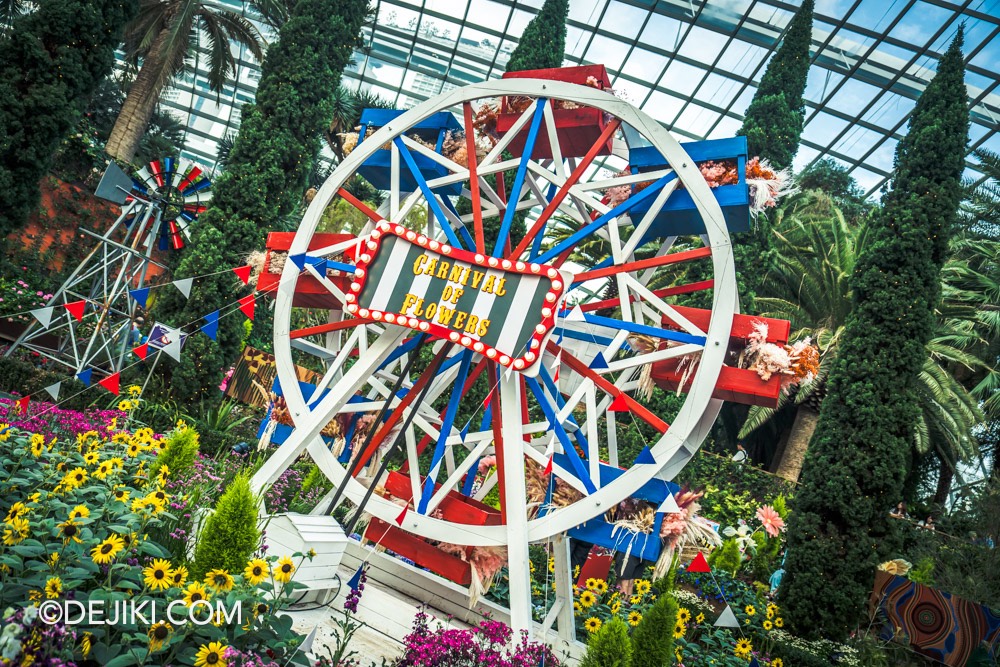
133 342 149 360
172 278 193 299
749 659 761 667
129 287 150 308
312 258 328 275
347 564 365 591
714 604 740 628
200 310 220 341
233 265 252 285
658 492 681 514
688 551 711 573
543 434 555 476
238 294 256 320
161 333 182 363
76 369 93 386
97 373 120 395
566 305 586 321
590 352 609 370
15 396 29 414
44 382 61 401
288 253 308 271
459 423 470 443
30 306 54 328
550 350 562 382
482 391 492 410
395 504 409 526
608 393 630 412
543 454 554 476
64 300 86 322
298 626 318 655
635 446 656 465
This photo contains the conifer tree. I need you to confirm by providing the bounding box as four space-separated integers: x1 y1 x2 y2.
152 0 366 405
780 29 969 640
0 0 137 241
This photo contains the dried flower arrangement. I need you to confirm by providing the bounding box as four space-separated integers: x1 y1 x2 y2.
739 321 820 391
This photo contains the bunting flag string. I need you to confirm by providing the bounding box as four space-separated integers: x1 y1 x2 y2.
64 300 86 322
232 265 252 285
76 369 93 387
15 396 29 414
133 342 149 360
30 306 54 328
172 278 193 299
201 311 220 341
238 295 256 320
43 382 61 401
608 393 630 412
129 287 150 308
97 373 121 395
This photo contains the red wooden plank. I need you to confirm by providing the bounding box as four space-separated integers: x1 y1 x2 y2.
572 246 712 283
651 361 782 408
290 318 371 340
463 102 486 255
337 188 384 223
384 471 501 526
364 517 472 586
578 280 715 313
666 307 791 346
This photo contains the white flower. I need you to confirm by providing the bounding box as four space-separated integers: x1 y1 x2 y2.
722 520 755 552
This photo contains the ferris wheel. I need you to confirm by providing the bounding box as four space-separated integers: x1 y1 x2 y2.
250 70 765 635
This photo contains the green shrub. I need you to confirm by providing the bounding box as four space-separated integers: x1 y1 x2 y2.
708 538 743 577
193 473 261 577
150 424 200 480
581 616 632 667
631 591 678 667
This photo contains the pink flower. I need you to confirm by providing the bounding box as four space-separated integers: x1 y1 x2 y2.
756 505 785 538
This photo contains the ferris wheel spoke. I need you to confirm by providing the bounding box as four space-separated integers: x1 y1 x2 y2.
525 376 596 494
393 137 467 250
417 350 473 514
461 103 486 254
492 99 547 256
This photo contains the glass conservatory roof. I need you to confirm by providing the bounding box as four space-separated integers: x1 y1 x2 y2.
160 0 1000 197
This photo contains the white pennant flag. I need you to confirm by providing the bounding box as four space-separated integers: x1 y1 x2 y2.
566 305 586 321
298 626 318 655
172 278 193 299
31 307 54 328
657 492 681 514
714 604 740 628
161 331 183 362
44 381 62 401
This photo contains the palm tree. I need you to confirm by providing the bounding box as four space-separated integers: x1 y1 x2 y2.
105 0 266 162
0 0 27 36
740 190 988 485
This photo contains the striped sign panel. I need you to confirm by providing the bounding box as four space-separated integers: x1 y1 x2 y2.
346 223 568 374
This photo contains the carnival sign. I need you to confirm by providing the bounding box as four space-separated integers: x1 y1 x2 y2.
344 222 569 375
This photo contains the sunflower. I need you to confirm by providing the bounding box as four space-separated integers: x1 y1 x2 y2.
630 595 641 605
93 461 114 480
672 623 685 638
30 434 45 457
171 565 189 588
0 423 10 441
744 604 756 616
83 451 100 466
573 601 582 613
142 494 166 514
274 556 296 583
244 559 270 585
772 659 783 667
763 619 773 631
109 457 125 470
194 641 228 667
734 638 753 659
126 442 141 457
578 590 597 608
91 534 125 564
48 552 59 566
774 617 783 628
29 589 42 604
143 559 174 591
627 611 642 626
4 502 28 523
112 487 130 504
58 519 82 544
183 582 211 605
610 600 621 614
117 400 133 412
547 558 555 573
593 579 608 594
147 621 172 652
44 576 62 599
634 579 651 595
585 577 598 591
696 612 705 624
583 617 602 633
3 517 30 545
80 632 92 657
63 467 88 488
69 505 90 520
676 607 691 624
204 569 234 593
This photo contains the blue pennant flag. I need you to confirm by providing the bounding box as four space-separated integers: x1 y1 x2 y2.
590 352 609 370
129 287 150 309
635 446 656 465
460 422 470 443
347 564 365 591
77 369 93 387
200 311 219 341
288 253 308 271
749 659 761 667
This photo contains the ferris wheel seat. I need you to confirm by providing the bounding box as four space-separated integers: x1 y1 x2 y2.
652 361 782 408
258 232 356 309
383 471 501 526
629 137 750 239
363 516 474 586
497 65 615 160
356 109 463 196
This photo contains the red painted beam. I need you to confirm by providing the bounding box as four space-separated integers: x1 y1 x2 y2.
578 280 715 312
572 246 712 284
463 102 486 255
290 318 371 340
651 361 782 408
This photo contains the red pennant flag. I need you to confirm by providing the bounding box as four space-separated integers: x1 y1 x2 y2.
608 394 630 412
238 295 256 320
15 396 29 414
233 265 252 285
64 300 86 322
98 373 121 395
543 454 553 476
133 343 149 360
687 551 712 573
483 390 492 410
394 504 409 526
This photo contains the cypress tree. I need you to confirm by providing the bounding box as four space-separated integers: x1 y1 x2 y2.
505 0 567 73
779 29 968 640
0 0 137 241
152 0 366 405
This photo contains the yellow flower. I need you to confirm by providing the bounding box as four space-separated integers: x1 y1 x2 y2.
126 442 141 457
610 600 621 614
774 617 784 628
745 604 756 616
93 461 113 480
677 607 691 624
673 623 685 638
634 579 651 595
205 569 234 593
274 556 295 583
91 534 125 564
244 559 270 585
83 451 100 466
184 582 210 605
30 434 45 457
627 610 642 626
69 505 90 520
28 492 40 504
548 558 555 573
0 423 10 441
127 384 142 398
63 467 88 488
117 400 133 412
772 659 783 667
58 519 82 544
734 638 753 659
3 517 30 545
630 595 641 605
148 621 173 652
194 641 227 667
28 589 42 604
48 552 59 566
583 617 602 633
696 612 705 624
45 576 62 599
763 619 773 631
593 579 608 594
112 487 130 503
108 456 124 469
579 590 597 608
80 632 92 657
4 502 28 523
585 577 598 591
171 565 189 588
573 601 582 613
143 559 174 591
